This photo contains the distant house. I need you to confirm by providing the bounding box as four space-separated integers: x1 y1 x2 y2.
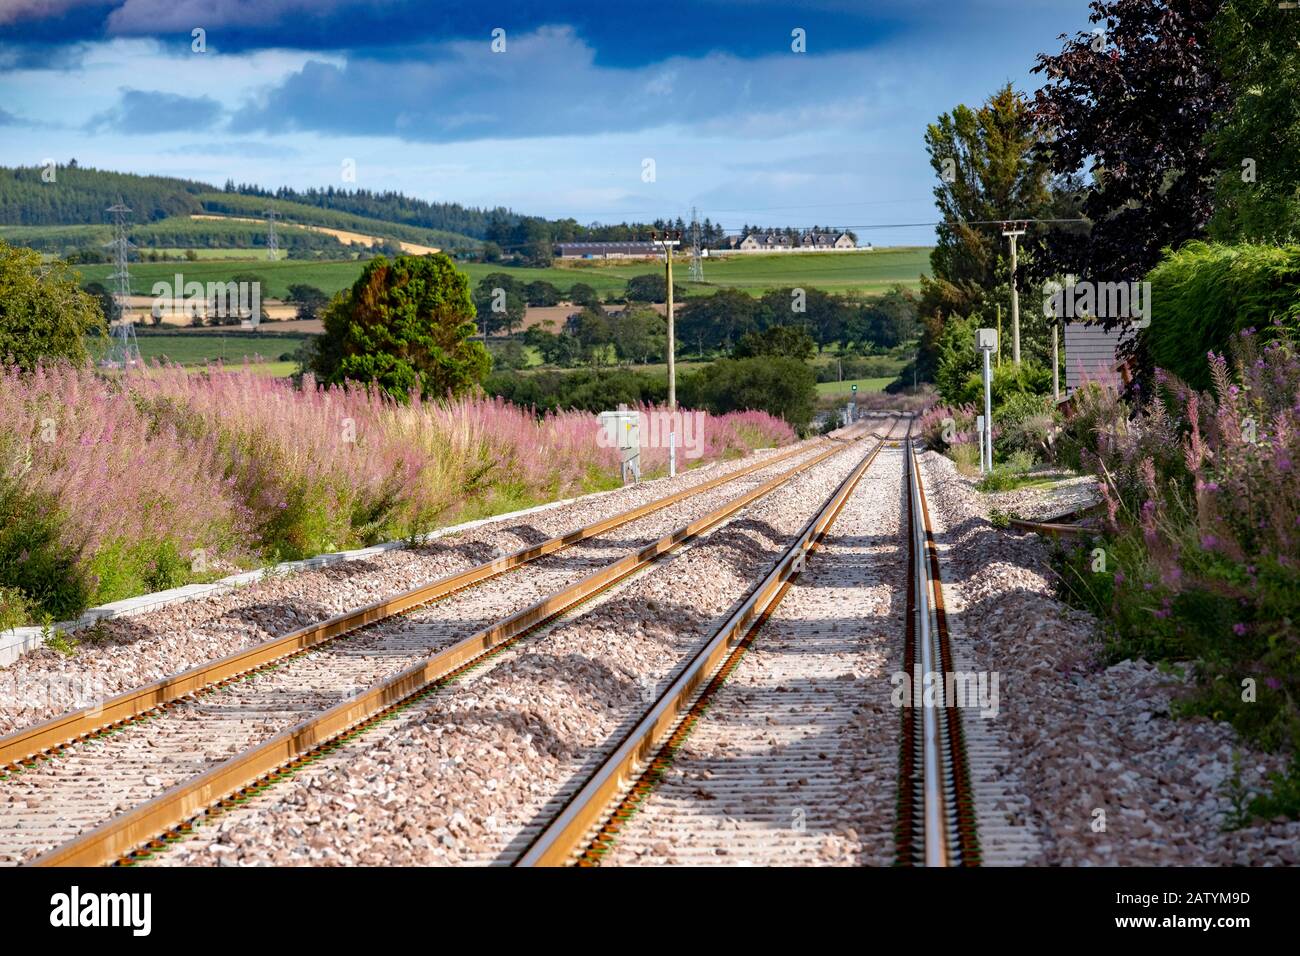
554 240 677 259
732 230 855 253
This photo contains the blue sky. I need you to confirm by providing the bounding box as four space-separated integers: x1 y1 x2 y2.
0 0 1093 245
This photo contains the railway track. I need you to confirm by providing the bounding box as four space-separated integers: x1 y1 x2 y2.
508 421 980 867
7 417 997 868
895 434 979 866
3 421 885 866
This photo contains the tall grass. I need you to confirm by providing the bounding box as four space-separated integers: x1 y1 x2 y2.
1053 325 1300 815
0 362 793 623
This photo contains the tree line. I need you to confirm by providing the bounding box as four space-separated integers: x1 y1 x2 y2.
914 0 1299 399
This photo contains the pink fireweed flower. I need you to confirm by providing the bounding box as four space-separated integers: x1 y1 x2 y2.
1233 623 1247 636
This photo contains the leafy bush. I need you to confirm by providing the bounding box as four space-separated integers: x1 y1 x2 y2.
313 253 491 402
734 325 815 362
917 401 978 452
975 451 1040 491
0 482 90 621
681 356 817 433
487 339 529 370
1053 327 1300 812
0 586 29 632
624 273 684 304
994 391 1057 461
0 240 105 369
933 313 978 402
1143 241 1300 389
814 355 900 382
955 360 1052 408
1053 380 1129 472
484 368 666 413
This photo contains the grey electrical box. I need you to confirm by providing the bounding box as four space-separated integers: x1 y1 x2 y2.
598 409 641 483
976 328 998 351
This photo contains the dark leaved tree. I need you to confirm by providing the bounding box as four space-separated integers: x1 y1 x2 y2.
1030 0 1228 294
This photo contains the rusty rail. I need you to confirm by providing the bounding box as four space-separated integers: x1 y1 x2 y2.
28 426 874 867
515 434 890 866
1 436 837 771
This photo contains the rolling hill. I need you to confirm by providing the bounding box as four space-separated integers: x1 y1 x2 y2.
0 164 487 256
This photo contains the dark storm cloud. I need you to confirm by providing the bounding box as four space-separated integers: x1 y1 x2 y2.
228 26 891 143
0 0 904 66
85 88 224 133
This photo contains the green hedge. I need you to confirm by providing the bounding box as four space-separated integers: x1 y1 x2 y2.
680 356 817 433
484 368 667 414
1144 241 1300 388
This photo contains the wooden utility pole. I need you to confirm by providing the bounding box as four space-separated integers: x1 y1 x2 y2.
1002 221 1026 366
996 303 1002 369
652 229 681 475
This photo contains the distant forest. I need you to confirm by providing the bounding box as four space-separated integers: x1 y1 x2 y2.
1 163 850 265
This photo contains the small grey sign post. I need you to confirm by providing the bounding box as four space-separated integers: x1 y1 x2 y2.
598 408 641 484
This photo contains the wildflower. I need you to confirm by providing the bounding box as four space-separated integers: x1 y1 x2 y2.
1201 534 1218 550
1114 571 1126 586
1233 623 1247 636
1265 677 1282 691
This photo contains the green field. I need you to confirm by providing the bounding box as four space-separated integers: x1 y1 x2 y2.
682 248 930 295
74 260 370 299
147 248 290 260
88 331 309 369
815 376 895 396
72 248 931 301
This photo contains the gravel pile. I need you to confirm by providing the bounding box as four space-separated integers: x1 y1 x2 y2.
150 441 873 866
0 441 813 738
919 450 1300 865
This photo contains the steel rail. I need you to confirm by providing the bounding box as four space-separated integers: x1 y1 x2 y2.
515 433 890 867
908 436 947 866
900 438 979 866
0 435 835 771
28 426 875 867
568 419 913 866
